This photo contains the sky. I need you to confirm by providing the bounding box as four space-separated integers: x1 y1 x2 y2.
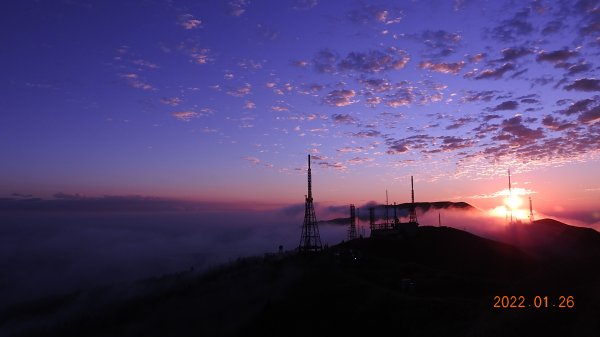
1 0 599 225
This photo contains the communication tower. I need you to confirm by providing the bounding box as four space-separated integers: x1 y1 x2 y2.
298 155 322 253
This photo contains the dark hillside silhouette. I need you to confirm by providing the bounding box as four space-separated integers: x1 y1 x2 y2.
493 218 600 259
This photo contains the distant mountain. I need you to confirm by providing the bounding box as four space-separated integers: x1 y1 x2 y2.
493 218 600 260
321 201 474 225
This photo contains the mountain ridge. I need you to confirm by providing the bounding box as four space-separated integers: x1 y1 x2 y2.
320 201 474 224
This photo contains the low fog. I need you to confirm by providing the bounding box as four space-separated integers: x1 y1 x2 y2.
0 208 345 308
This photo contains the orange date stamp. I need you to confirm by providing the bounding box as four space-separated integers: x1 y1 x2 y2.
493 295 575 309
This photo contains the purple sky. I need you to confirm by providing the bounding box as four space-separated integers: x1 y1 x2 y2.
1 0 599 223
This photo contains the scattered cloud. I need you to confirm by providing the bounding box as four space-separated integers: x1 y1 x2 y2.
132 59 159 69
227 83 252 97
490 9 533 42
386 141 409 154
536 48 579 65
566 62 591 76
578 107 600 124
347 3 402 25
518 94 540 104
271 104 290 112
338 47 410 74
384 88 414 107
446 116 476 130
558 96 600 124
243 156 260 164
229 0 249 16
493 116 544 147
439 136 475 151
365 96 382 106
490 100 519 111
337 146 366 154
469 53 486 63
558 98 595 115
347 157 374 164
323 89 357 107
419 60 465 74
237 59 263 70
420 30 461 57
298 83 324 96
160 97 182 106
313 49 338 74
564 78 600 92
385 135 435 154
331 113 358 124
460 90 498 103
473 63 515 80
292 60 309 68
350 130 381 138
497 47 531 62
468 187 534 199
314 47 409 74
172 111 199 122
541 20 564 35
120 73 156 91
541 115 576 131
579 4 600 35
360 78 394 93
178 40 212 64
318 161 347 170
178 14 202 30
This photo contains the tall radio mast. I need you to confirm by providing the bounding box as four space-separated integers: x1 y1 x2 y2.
298 155 322 252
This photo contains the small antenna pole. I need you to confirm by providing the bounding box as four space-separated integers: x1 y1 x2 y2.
529 196 534 223
508 169 513 224
385 189 389 227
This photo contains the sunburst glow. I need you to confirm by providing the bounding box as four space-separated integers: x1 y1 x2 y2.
504 194 523 210
487 187 531 221
489 205 529 220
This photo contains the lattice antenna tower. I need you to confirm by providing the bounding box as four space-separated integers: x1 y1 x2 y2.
298 155 322 252
347 204 357 240
409 176 418 223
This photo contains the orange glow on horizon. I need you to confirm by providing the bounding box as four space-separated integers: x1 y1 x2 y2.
489 205 529 221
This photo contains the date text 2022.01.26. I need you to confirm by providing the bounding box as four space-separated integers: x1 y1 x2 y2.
493 295 574 309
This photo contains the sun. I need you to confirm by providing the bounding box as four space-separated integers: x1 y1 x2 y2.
504 194 522 210
488 187 532 221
